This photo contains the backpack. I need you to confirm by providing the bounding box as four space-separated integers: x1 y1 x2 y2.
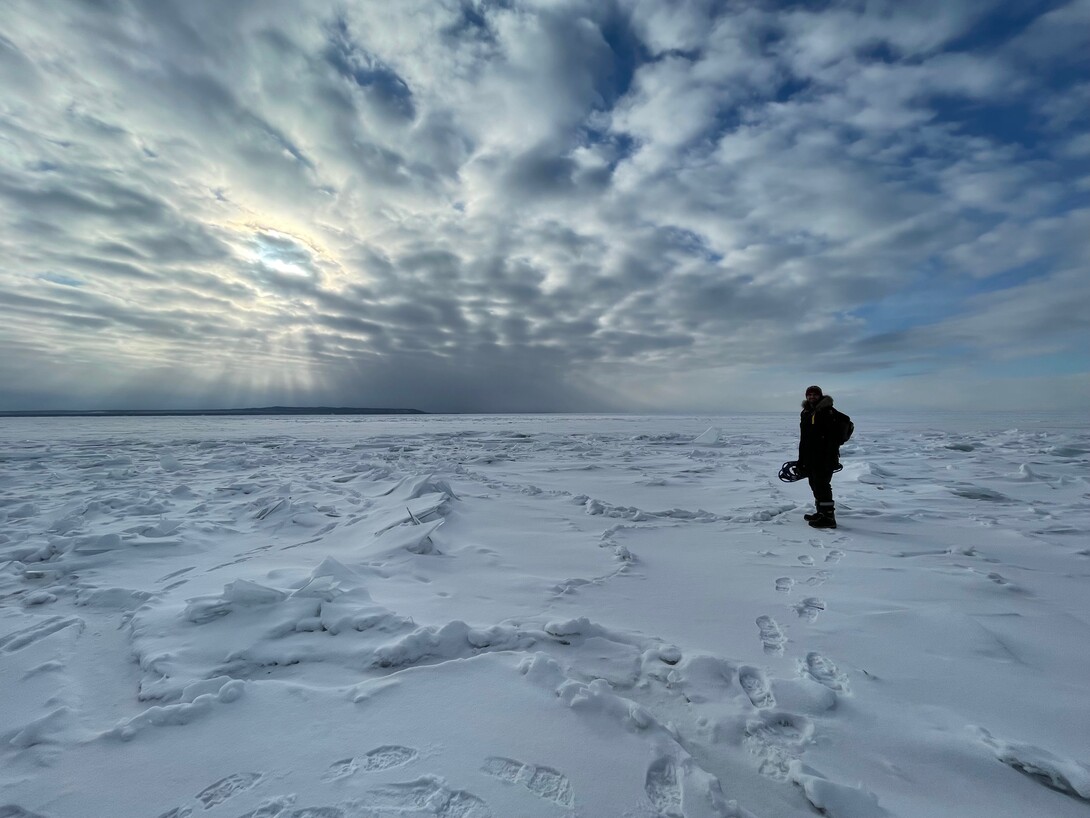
831 408 854 445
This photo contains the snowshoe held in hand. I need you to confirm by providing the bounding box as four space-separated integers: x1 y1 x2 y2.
780 460 843 483
779 460 809 483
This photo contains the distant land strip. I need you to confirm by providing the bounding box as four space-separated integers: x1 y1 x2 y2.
0 406 428 418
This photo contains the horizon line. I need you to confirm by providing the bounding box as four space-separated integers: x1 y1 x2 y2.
0 406 429 418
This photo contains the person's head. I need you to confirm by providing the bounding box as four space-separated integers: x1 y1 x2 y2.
804 385 823 405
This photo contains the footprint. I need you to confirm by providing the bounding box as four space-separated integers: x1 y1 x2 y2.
442 791 492 818
798 555 814 566
196 773 262 808
482 758 523 784
360 745 418 772
644 757 683 817
525 767 573 807
322 759 358 782
745 711 814 748
774 577 794 593
804 570 830 586
738 666 775 708
756 616 786 656
800 652 849 693
482 757 574 807
323 746 416 782
793 597 825 623
744 711 815 779
362 777 491 817
824 549 844 563
741 711 819 780
285 809 344 818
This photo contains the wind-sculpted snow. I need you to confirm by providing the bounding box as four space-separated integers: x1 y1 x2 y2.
1 413 1089 818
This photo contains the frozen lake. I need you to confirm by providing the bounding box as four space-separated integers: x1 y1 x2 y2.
2 413 1089 817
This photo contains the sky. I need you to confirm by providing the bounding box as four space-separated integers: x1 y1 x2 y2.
0 0 1088 413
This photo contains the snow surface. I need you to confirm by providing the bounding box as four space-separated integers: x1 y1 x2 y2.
1 413 1088 818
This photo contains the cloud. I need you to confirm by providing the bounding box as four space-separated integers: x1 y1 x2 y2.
0 0 1087 412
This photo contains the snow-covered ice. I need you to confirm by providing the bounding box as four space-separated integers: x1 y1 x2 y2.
1 413 1088 818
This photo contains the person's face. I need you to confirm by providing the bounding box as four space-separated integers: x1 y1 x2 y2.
805 390 821 404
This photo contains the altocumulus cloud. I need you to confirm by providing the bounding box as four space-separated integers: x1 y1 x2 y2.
0 0 1087 412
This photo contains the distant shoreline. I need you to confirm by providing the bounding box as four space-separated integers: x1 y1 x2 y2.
0 406 428 418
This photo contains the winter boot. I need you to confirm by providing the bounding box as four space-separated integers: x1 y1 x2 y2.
808 501 836 529
804 508 820 521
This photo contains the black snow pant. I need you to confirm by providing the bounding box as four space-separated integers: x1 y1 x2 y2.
807 468 835 515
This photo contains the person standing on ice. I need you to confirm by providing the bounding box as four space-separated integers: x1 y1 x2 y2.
799 385 840 529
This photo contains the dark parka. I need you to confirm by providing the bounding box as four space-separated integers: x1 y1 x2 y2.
798 394 841 473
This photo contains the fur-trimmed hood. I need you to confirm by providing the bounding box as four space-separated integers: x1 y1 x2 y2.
802 394 834 411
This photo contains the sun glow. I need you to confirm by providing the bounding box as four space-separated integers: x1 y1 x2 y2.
262 257 309 277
